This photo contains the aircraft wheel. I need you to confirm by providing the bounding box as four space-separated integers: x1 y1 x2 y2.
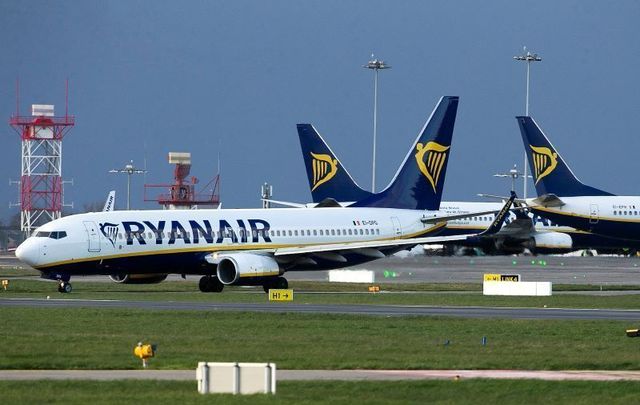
199 276 212 292
199 276 224 293
209 277 224 293
275 277 288 289
58 281 72 294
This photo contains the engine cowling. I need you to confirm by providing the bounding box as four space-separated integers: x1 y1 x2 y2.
109 274 169 284
526 232 573 253
216 253 281 285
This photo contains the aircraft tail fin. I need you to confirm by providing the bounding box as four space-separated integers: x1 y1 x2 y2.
352 96 459 210
297 124 373 202
516 116 613 197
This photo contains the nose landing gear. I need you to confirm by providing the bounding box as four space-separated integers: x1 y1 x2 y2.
57 281 72 293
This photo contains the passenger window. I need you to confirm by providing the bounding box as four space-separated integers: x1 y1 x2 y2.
330 229 335 236
376 229 380 235
294 230 298 236
614 211 617 215
359 229 364 235
348 229 352 235
313 230 317 236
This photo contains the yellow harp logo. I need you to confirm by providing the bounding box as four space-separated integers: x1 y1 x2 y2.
415 141 450 192
529 145 558 184
310 152 338 191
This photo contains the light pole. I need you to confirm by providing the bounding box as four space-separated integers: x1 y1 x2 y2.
494 164 531 194
109 160 147 210
514 47 542 199
364 55 391 192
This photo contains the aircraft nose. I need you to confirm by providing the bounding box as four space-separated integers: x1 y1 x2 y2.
15 238 40 267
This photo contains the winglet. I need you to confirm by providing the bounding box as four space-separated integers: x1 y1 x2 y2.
479 191 516 236
102 190 116 212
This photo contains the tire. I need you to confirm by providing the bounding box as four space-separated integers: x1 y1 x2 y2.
199 276 224 293
199 276 211 292
275 277 288 289
59 281 72 294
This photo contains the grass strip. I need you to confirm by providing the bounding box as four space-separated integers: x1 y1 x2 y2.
2 307 639 371
2 379 640 404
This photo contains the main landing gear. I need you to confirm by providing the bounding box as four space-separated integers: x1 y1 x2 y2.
57 281 72 294
199 276 224 293
262 276 288 293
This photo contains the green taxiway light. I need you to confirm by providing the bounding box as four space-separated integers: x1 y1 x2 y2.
512 260 517 265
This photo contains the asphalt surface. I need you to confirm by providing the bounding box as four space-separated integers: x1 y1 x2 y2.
3 297 640 320
4 253 640 285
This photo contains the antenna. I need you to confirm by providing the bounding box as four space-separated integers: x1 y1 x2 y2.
65 79 69 118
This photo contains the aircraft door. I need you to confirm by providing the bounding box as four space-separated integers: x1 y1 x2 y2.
390 217 402 238
589 204 599 224
83 221 101 252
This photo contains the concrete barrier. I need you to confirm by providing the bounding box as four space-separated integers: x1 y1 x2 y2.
328 270 375 283
483 281 552 296
196 362 276 394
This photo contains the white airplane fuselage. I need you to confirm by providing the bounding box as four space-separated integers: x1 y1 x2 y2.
16 206 441 277
528 196 640 242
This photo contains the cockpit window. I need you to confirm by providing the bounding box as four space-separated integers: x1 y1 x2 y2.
35 231 67 239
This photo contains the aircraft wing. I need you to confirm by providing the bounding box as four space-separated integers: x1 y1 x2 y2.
272 234 472 257
203 234 471 265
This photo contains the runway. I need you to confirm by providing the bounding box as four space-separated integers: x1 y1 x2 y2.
3 369 640 382
3 297 640 320
4 254 640 285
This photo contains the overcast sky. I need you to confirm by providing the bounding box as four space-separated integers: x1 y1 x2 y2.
1 1 639 221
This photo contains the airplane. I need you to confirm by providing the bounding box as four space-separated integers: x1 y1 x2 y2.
15 96 504 294
517 116 640 243
296 122 580 254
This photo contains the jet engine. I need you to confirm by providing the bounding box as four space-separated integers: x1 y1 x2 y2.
109 274 169 284
216 253 281 285
525 232 573 253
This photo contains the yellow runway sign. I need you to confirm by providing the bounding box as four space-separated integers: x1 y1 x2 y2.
269 289 294 301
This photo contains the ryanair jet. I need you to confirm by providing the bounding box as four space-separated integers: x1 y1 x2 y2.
296 113 639 254
518 116 640 243
16 96 502 294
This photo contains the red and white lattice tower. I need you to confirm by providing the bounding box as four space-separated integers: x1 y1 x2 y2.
10 102 75 236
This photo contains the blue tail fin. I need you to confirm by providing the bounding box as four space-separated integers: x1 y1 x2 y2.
516 116 613 197
296 124 373 203
352 96 459 210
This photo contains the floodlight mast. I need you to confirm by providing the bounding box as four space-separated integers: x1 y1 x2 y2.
109 161 147 210
494 164 531 193
363 55 391 193
514 47 542 199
